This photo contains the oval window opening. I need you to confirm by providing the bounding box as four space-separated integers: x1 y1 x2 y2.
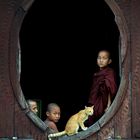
19 0 121 138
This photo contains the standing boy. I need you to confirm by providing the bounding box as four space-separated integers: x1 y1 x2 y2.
88 50 117 125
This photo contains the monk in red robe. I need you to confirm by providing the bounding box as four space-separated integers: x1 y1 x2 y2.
88 50 117 125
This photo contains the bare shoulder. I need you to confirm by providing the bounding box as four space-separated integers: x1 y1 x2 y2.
48 121 58 132
48 121 56 127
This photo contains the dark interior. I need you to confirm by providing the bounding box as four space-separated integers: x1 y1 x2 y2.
20 0 120 131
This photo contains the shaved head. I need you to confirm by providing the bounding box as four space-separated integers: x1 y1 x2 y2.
47 103 60 112
98 50 111 59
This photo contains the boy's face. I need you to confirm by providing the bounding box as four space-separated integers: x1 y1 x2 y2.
47 106 61 123
97 51 112 69
30 101 38 114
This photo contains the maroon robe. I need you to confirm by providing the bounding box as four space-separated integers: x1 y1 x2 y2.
88 67 117 125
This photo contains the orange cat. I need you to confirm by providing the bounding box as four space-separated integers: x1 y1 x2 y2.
48 106 94 140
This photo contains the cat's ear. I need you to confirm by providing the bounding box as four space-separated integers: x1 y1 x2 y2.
85 106 87 109
92 105 94 108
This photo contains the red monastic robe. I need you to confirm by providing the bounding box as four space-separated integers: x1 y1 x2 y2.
88 67 117 125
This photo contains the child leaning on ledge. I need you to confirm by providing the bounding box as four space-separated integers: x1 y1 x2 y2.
44 103 61 135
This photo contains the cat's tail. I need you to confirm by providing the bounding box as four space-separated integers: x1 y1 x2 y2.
48 131 66 140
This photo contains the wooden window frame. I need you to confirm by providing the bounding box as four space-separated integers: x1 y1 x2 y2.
8 0 129 139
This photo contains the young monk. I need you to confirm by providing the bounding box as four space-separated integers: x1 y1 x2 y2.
44 103 61 134
87 50 117 125
27 99 38 115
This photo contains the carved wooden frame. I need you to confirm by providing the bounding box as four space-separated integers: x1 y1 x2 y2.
6 0 129 139
8 0 47 131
